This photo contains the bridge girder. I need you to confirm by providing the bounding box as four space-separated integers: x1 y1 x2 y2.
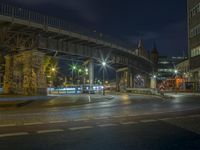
0 3 154 77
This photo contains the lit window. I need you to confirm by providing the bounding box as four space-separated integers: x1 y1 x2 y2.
190 2 200 18
190 24 200 38
191 45 200 57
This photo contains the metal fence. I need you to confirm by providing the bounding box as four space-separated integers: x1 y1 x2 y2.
0 3 134 50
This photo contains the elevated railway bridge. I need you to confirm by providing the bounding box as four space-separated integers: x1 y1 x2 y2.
0 3 154 95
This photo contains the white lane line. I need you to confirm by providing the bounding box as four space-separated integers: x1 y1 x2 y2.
95 117 109 120
37 129 64 134
113 115 124 118
174 116 186 119
98 123 117 127
0 132 28 138
186 114 200 118
0 124 16 127
69 126 93 131
159 118 173 121
49 120 68 124
74 118 89 122
140 119 157 123
121 122 138 125
24 122 43 126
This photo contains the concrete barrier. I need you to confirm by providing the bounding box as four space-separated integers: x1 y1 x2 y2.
126 88 158 95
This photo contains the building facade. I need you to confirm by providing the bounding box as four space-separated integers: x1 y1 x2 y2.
188 0 200 82
157 56 186 82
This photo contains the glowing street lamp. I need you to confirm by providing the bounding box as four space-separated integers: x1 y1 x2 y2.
102 61 107 95
51 67 56 72
175 70 178 74
72 65 77 85
49 67 56 94
78 69 82 73
102 61 106 67
77 68 82 86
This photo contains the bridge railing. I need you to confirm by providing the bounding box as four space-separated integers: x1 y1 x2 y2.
0 3 153 62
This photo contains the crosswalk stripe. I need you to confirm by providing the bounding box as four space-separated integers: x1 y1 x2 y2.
121 122 138 125
0 132 28 138
0 124 16 127
69 126 93 131
98 123 117 127
37 129 64 134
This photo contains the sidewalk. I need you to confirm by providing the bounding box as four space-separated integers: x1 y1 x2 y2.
164 92 200 98
0 94 114 109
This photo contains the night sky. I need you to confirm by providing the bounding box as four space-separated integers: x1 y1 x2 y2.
5 0 187 56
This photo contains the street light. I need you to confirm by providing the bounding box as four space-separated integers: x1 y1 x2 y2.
102 61 107 95
50 67 56 94
102 61 106 67
83 68 88 92
175 69 178 74
72 65 77 85
51 67 55 72
78 68 82 86
174 69 178 93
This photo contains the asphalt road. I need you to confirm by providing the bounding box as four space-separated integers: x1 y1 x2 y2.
0 94 200 150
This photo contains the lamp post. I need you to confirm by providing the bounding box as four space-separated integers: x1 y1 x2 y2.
174 69 178 93
82 68 88 93
102 61 106 95
72 65 76 85
78 68 82 86
50 67 56 94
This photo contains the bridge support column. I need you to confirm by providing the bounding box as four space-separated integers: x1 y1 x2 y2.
116 67 133 92
144 74 150 88
150 77 157 89
3 50 47 95
89 59 94 87
129 73 133 88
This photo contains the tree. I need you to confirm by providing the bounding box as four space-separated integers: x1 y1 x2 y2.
43 56 58 85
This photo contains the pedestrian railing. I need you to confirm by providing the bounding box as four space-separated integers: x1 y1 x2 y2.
0 3 133 50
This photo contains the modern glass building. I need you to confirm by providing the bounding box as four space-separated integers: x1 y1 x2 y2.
157 56 186 82
188 0 200 82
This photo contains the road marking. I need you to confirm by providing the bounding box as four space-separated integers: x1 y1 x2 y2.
0 124 16 127
37 129 64 134
24 122 43 126
95 117 109 120
98 123 117 127
159 118 173 121
140 119 157 123
186 114 200 118
0 132 28 138
121 122 138 125
49 120 68 124
74 118 89 122
121 121 138 125
113 115 124 118
174 116 186 119
127 114 137 117
69 126 93 131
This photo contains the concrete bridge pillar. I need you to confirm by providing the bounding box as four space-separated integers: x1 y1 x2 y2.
89 59 94 86
116 67 133 92
144 74 150 88
150 77 157 89
116 72 120 92
3 50 47 95
129 73 133 88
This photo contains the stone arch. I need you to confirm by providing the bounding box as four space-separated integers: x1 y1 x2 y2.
134 74 145 88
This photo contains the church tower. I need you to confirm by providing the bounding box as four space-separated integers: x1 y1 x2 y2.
150 43 159 70
135 39 149 59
